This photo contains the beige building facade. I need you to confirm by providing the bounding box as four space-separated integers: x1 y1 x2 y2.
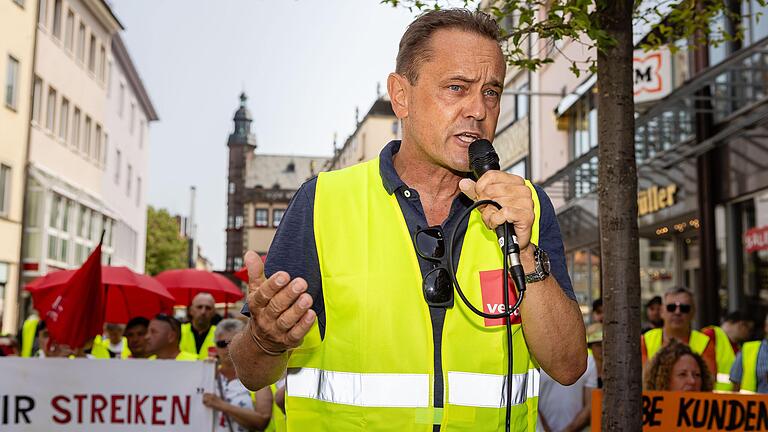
20 0 122 323
0 0 38 334
327 96 400 170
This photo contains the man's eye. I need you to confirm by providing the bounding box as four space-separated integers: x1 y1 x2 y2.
448 85 462 92
484 89 500 97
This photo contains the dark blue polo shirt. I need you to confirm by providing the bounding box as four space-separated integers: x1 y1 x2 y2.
243 140 574 418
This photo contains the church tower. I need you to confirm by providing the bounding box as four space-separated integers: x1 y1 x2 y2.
225 93 256 272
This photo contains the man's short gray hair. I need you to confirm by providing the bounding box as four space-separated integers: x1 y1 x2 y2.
663 286 694 303
215 318 245 338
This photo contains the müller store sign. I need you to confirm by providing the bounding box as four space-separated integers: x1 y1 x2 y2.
638 184 678 217
745 225 768 253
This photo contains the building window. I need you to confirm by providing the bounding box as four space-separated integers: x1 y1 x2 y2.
118 83 124 117
569 92 598 159
88 34 96 72
94 124 102 162
505 158 527 178
58 97 69 142
516 83 529 120
64 10 74 51
106 61 112 97
52 0 62 38
130 103 135 134
71 106 80 148
0 165 10 217
255 209 268 227
76 23 85 62
47 194 72 263
273 209 285 228
235 215 243 229
114 150 121 184
5 56 20 110
45 86 56 131
139 120 145 148
38 0 47 26
136 177 141 206
126 164 132 196
83 115 91 155
228 182 236 194
99 45 106 81
32 77 42 123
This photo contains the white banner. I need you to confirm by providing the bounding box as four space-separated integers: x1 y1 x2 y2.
0 358 215 431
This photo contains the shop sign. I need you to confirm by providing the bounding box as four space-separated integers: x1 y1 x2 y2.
638 184 677 217
745 225 768 253
634 48 673 104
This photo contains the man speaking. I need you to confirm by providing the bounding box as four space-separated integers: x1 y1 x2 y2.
230 9 586 431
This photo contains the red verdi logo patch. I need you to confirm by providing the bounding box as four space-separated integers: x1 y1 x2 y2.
479 269 522 327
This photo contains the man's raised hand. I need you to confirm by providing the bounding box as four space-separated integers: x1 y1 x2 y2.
244 251 316 354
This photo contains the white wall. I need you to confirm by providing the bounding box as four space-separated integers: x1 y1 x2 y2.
102 47 150 273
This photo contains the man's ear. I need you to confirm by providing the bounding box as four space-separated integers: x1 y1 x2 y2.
387 73 409 120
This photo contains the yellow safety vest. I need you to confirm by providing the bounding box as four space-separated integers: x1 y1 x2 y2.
93 335 131 359
643 328 710 360
285 158 544 431
258 384 287 432
89 337 111 359
175 351 198 361
20 317 40 358
703 326 735 391
740 340 763 393
179 323 216 360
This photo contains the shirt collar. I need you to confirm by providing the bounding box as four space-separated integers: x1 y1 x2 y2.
378 140 406 195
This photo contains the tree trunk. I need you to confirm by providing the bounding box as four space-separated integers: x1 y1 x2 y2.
596 1 642 431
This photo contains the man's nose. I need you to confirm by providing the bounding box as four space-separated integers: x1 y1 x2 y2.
463 92 487 121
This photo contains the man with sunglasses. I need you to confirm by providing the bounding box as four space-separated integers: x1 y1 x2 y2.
641 287 716 376
230 9 586 431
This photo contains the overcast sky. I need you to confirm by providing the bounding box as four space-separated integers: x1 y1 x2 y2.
110 0 427 269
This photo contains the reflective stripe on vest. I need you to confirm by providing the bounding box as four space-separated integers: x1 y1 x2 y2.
705 326 735 391
285 158 543 431
644 328 710 360
741 340 762 393
21 317 39 358
287 368 541 409
179 323 217 360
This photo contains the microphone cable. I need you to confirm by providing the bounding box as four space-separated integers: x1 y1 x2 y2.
447 199 527 432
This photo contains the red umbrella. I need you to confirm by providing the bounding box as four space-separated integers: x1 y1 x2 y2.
155 269 244 305
27 266 175 324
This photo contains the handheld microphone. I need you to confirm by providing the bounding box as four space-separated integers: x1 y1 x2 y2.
467 139 525 272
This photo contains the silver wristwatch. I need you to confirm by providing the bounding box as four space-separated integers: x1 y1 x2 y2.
525 245 551 284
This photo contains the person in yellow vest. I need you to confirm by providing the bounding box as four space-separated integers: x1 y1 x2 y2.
146 313 197 361
730 314 768 393
202 319 272 432
180 292 217 360
641 287 716 376
228 9 587 431
20 315 40 357
701 310 754 391
93 323 131 359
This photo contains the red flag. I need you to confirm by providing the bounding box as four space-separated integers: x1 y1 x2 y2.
45 242 105 350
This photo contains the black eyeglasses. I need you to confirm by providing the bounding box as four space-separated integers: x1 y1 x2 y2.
215 340 230 349
666 303 692 314
413 226 453 308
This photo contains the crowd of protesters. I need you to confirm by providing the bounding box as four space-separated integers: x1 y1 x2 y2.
0 292 284 432
3 285 767 432
535 289 768 431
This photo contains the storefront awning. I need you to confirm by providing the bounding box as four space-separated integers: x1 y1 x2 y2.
554 75 596 118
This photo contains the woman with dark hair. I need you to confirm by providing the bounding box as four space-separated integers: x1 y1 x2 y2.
644 339 714 391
